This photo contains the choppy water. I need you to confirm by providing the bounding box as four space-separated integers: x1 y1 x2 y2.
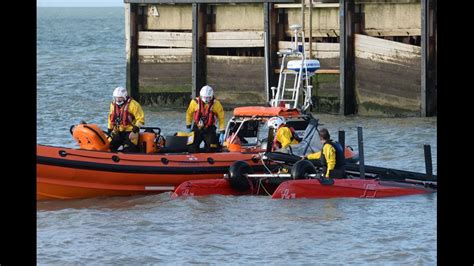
37 7 437 264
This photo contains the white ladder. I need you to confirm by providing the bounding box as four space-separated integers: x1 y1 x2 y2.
269 24 314 112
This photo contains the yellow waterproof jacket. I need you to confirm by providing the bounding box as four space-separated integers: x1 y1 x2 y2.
275 126 299 149
307 143 336 177
108 98 145 132
186 98 225 131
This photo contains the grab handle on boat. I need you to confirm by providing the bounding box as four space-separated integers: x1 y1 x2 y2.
424 144 433 178
141 127 161 135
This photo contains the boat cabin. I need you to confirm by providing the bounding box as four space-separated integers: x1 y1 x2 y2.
222 106 311 151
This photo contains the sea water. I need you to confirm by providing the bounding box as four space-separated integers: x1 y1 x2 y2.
37 7 437 264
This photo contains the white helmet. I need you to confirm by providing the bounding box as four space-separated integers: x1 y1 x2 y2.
267 116 285 129
199 85 214 103
113 86 127 105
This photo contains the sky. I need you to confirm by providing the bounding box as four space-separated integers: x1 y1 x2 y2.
37 0 124 7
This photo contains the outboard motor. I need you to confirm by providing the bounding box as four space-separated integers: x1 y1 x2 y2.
71 123 110 151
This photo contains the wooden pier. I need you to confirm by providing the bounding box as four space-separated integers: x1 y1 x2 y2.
124 0 436 117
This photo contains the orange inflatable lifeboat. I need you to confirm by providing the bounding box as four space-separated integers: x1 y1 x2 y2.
37 106 360 201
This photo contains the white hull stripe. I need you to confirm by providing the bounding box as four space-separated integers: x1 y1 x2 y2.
145 186 175 191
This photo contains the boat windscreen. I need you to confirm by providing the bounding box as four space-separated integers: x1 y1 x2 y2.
227 120 262 146
283 118 322 156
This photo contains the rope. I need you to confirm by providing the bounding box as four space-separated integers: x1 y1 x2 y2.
259 178 272 196
62 151 252 164
261 156 276 175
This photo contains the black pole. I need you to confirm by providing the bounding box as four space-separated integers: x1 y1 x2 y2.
264 2 278 103
357 126 365 179
128 4 140 101
266 127 274 153
421 0 437 116
338 130 345 150
424 144 433 178
192 3 207 98
339 0 356 115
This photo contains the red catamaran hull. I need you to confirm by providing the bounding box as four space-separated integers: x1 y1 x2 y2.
172 178 435 199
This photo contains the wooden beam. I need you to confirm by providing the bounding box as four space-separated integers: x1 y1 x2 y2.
125 0 297 3
192 3 207 98
207 39 264 47
138 32 192 48
354 0 419 3
206 31 265 47
278 41 339 50
275 69 340 74
138 48 192 63
208 31 264 40
274 3 339 8
339 0 356 115
279 42 340 58
355 34 421 65
139 48 193 56
364 29 421 37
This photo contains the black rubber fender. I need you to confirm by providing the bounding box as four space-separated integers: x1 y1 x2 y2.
291 160 317 180
228 161 254 192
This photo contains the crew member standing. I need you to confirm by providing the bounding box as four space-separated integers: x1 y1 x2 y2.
185 85 225 153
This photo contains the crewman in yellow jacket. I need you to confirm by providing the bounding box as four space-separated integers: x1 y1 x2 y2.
305 128 345 180
185 85 225 153
267 116 300 151
107 86 145 152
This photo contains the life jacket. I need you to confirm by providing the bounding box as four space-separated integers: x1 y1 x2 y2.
193 97 216 129
289 126 302 142
273 125 300 149
110 97 134 128
320 140 346 171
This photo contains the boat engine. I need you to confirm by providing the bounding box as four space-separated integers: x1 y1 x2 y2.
71 123 110 151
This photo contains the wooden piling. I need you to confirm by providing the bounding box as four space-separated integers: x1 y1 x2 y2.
421 0 437 117
339 0 356 115
264 2 279 102
125 3 140 100
192 3 207 98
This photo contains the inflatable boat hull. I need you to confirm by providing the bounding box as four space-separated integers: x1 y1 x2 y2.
172 178 435 199
37 145 262 200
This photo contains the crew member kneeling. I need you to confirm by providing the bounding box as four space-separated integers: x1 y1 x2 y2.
267 116 300 152
107 86 145 152
185 85 225 153
304 128 345 180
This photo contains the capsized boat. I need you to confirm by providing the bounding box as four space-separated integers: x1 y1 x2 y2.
172 177 436 199
37 106 359 200
171 151 437 200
